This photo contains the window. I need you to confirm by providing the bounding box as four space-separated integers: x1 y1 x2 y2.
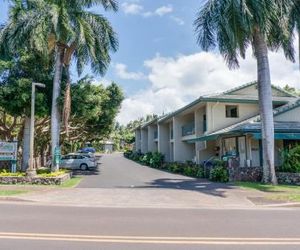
223 137 237 157
203 114 207 132
226 105 238 118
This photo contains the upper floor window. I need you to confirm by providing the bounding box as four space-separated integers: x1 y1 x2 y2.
226 105 239 118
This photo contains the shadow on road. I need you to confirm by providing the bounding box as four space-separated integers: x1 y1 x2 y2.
126 178 236 198
72 167 101 176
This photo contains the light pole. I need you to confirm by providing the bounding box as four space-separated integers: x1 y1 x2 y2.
26 82 46 177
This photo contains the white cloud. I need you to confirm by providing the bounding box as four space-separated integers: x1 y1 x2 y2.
92 79 112 87
121 2 173 18
121 2 143 15
114 63 145 80
154 5 173 16
143 5 173 17
170 16 185 25
117 46 300 125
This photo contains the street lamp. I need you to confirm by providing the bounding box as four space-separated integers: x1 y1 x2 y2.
26 82 46 177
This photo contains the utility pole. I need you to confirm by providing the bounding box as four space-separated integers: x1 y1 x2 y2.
26 82 46 177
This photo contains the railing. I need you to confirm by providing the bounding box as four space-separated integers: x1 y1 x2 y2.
182 122 195 137
154 131 158 139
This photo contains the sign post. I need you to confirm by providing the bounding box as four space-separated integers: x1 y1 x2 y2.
27 82 46 177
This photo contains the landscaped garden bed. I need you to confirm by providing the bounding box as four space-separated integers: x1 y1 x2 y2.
0 169 72 185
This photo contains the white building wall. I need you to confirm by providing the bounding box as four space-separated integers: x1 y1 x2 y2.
275 106 300 122
173 116 196 162
158 123 170 162
147 125 157 152
141 128 148 154
207 102 259 133
135 129 141 152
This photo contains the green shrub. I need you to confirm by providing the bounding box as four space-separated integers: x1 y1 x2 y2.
139 152 153 165
123 150 133 158
149 152 164 168
195 167 204 178
209 166 229 182
280 146 300 173
37 169 67 177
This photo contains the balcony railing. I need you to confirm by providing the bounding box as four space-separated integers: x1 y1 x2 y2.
154 131 158 139
182 122 195 137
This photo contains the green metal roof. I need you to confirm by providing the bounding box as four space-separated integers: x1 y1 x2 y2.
158 82 295 123
186 121 300 143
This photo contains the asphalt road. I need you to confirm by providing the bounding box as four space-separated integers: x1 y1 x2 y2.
75 153 227 190
0 203 300 250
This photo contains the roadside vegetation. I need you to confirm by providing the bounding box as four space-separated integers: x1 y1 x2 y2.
0 0 122 174
280 145 300 173
0 190 28 196
236 182 300 202
124 151 229 182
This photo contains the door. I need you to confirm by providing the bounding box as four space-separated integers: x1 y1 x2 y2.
238 137 246 167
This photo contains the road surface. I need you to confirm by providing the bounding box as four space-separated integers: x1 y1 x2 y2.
0 203 300 250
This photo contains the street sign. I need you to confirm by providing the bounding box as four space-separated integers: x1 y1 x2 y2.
0 141 18 173
54 146 61 165
0 142 17 161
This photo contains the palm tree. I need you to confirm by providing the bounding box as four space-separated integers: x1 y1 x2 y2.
1 0 118 171
289 0 300 69
194 0 295 184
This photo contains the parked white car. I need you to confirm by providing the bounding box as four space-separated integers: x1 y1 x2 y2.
60 153 96 170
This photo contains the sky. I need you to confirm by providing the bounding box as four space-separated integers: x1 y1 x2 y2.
1 0 300 125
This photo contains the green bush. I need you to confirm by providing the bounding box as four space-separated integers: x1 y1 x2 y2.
37 169 67 177
140 152 153 165
209 166 229 182
123 150 133 158
163 162 204 178
280 146 300 173
149 152 164 168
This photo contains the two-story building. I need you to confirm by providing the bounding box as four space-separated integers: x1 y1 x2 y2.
135 82 300 169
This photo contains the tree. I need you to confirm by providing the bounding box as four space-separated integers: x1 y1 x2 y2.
289 0 300 69
0 51 52 170
61 76 124 152
0 0 118 171
283 84 299 96
194 0 295 184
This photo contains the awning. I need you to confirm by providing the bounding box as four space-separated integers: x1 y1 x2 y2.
252 132 300 140
187 132 300 143
186 134 221 143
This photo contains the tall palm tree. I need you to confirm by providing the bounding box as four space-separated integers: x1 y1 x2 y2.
0 0 118 171
194 0 295 184
289 0 300 69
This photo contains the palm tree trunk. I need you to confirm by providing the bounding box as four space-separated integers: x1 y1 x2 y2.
51 45 65 172
21 116 30 171
62 64 71 138
253 29 277 185
298 33 300 70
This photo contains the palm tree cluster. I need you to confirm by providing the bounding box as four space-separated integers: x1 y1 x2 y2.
195 0 300 184
0 0 118 171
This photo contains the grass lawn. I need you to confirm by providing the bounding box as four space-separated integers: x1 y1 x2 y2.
59 177 82 188
236 182 300 202
0 190 28 196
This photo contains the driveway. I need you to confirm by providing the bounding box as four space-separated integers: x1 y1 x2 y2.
76 153 225 190
13 153 264 209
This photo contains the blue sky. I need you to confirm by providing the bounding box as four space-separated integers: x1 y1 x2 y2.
1 0 300 124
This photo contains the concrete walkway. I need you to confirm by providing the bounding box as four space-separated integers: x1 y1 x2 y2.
7 153 265 209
